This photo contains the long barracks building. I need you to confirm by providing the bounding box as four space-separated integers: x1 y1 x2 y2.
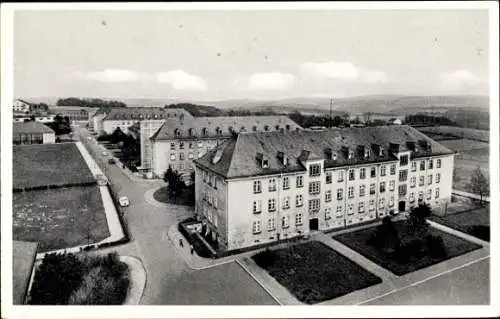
193 125 455 252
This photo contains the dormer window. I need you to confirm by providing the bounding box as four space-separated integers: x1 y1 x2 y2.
188 128 195 137
275 125 280 131
364 148 371 158
202 127 208 136
264 125 269 131
277 151 288 166
262 159 269 168
285 124 291 131
240 126 246 132
348 151 354 160
216 127 222 135
379 147 385 156
253 126 257 132
175 129 182 137
332 153 337 161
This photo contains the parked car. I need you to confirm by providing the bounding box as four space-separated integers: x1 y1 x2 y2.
108 158 116 164
119 196 130 207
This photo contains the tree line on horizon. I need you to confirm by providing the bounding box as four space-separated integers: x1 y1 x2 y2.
56 98 127 108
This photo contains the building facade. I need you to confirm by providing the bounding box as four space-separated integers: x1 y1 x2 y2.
13 122 56 145
13 99 32 114
150 116 303 179
194 126 455 252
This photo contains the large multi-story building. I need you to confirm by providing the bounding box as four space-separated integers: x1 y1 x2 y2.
193 125 455 252
13 99 33 114
149 116 303 179
95 107 192 135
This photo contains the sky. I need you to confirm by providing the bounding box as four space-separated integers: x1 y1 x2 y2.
14 9 490 101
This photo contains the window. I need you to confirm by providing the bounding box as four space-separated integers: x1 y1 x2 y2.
379 198 385 209
435 187 440 199
399 184 407 196
359 185 365 197
283 196 290 209
309 199 320 212
309 181 321 195
296 176 303 188
170 153 176 161
348 186 354 198
198 142 203 148
371 167 376 178
349 169 355 181
188 152 194 159
252 221 261 234
420 161 425 171
283 177 290 189
347 203 354 215
323 207 331 220
389 196 395 207
411 161 417 172
310 164 321 177
419 192 424 201
370 183 376 195
268 218 276 231
295 214 303 226
282 216 289 228
380 165 386 176
253 181 262 193
180 142 185 150
268 199 276 212
179 153 185 160
390 164 396 175
269 178 276 192
369 199 375 211
399 170 408 182
410 177 416 188
336 206 343 216
427 189 432 200
170 143 176 150
437 159 442 168
296 194 303 207
400 155 409 166
360 168 366 179
253 200 262 214
359 202 365 213
325 190 332 202
428 159 434 170
337 189 343 200
428 174 433 185
326 172 332 184
189 142 193 149
380 181 386 193
409 192 415 202
338 170 344 182
436 173 441 183
389 180 395 191
419 176 425 186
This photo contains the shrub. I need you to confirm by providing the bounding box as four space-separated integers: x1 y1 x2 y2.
426 235 448 259
367 216 400 253
467 225 490 241
405 239 427 259
393 245 411 264
253 249 278 268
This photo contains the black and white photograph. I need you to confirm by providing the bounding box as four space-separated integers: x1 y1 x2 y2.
1 2 499 318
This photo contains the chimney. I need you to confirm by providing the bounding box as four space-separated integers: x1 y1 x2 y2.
277 151 288 166
389 143 400 154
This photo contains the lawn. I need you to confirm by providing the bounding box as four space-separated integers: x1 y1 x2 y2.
418 126 489 142
153 186 194 206
13 186 110 252
13 143 95 190
430 205 490 241
439 139 489 193
252 241 382 304
334 220 482 276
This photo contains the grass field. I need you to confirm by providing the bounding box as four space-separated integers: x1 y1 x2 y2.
252 241 382 304
439 139 489 192
430 205 490 241
13 186 110 252
13 143 95 190
334 221 482 276
418 126 489 142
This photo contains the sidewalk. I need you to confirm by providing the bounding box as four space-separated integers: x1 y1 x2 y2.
452 189 490 203
120 256 147 305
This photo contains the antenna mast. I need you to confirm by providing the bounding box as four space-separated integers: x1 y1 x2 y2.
329 97 333 129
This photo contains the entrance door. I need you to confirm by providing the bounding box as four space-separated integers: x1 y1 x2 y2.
398 201 406 213
309 218 319 231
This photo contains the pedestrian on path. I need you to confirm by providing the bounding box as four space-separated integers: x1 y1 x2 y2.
190 245 194 255
179 238 184 247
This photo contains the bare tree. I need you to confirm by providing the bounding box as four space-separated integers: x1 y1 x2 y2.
452 167 461 186
468 166 489 205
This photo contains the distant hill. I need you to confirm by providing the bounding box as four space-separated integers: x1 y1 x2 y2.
164 103 226 117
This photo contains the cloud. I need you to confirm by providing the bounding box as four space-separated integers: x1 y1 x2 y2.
440 70 478 86
86 69 145 83
156 70 207 91
301 61 389 83
234 72 295 91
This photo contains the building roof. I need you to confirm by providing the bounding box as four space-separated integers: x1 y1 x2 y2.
194 125 455 179
102 107 192 121
13 241 38 304
15 99 34 105
13 121 55 134
150 115 303 141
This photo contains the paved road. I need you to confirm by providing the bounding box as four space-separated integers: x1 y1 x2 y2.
364 258 489 305
75 127 276 305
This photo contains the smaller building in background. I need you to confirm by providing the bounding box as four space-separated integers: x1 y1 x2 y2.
13 240 38 305
13 122 56 145
13 99 33 114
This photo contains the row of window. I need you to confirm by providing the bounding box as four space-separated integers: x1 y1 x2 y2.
168 163 194 171
252 214 302 234
170 141 204 150
202 191 218 208
203 170 219 189
253 176 304 193
170 151 206 161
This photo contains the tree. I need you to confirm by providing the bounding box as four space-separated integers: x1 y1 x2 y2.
407 203 431 237
468 166 489 205
452 167 461 185
163 167 185 203
367 216 401 253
